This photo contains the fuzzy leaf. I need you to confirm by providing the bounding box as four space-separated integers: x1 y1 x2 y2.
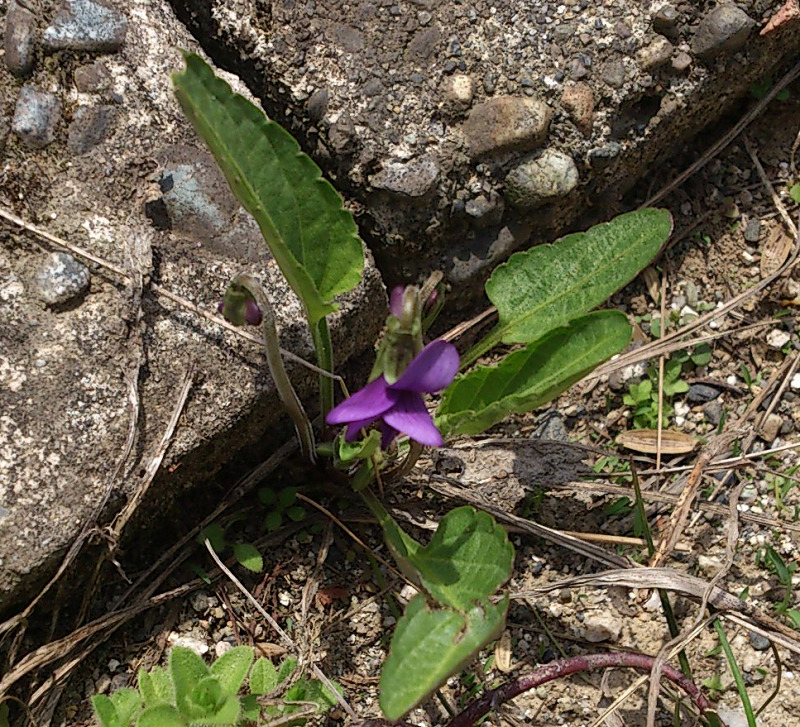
438 311 632 437
465 209 670 364
137 704 184 727
173 54 363 324
249 657 278 695
209 646 254 697
138 666 173 707
379 594 508 720
169 647 209 717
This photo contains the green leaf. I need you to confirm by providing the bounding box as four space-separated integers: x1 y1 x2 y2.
249 657 278 695
379 594 508 720
198 523 227 553
277 487 298 509
209 646 254 697
139 666 173 706
91 695 119 727
409 507 513 611
786 609 800 629
188 676 225 716
437 311 632 437
239 694 261 723
137 704 185 727
0 703 8 727
264 510 283 532
109 688 142 727
232 542 263 573
465 209 670 363
277 656 298 684
170 647 209 718
172 53 363 324
790 183 800 205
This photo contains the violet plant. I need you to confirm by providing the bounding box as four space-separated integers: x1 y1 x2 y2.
155 53 689 725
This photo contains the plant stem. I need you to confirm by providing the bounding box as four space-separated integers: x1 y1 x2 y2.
234 274 316 462
312 316 334 421
447 652 723 727
460 327 501 369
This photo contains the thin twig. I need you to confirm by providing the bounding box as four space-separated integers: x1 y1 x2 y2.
203 538 356 720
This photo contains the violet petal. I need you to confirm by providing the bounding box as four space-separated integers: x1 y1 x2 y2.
326 376 396 425
393 339 460 393
383 390 443 447
380 422 399 450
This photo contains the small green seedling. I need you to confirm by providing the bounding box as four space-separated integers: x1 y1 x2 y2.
198 522 263 574
758 544 797 616
92 647 339 727
259 486 307 532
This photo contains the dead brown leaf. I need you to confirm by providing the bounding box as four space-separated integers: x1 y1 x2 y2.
616 429 698 454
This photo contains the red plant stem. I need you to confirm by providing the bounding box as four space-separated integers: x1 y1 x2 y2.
448 652 724 727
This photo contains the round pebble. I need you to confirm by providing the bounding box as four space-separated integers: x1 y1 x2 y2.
32 252 90 305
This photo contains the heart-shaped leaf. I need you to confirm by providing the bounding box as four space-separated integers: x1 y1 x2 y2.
438 310 632 437
173 54 363 324
410 507 513 611
379 594 508 720
463 208 671 365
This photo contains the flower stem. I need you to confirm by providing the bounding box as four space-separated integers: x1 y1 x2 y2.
447 652 723 727
233 274 316 463
311 316 334 421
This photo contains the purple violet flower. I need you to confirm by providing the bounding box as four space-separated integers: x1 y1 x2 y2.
327 339 459 449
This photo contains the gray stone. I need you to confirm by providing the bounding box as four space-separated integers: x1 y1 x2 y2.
4 1 37 78
12 86 61 149
67 104 117 154
306 88 329 122
462 96 552 158
671 51 692 74
743 217 761 243
691 4 755 61
533 413 570 442
505 149 579 209
31 252 91 305
703 400 724 426
687 383 721 403
465 193 504 227
601 59 626 88
42 0 127 53
370 157 440 198
653 4 681 39
748 632 771 651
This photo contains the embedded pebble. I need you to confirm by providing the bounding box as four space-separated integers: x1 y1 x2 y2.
652 4 681 38
371 157 440 198
462 96 552 158
68 104 117 154
442 73 476 116
636 37 674 71
305 87 329 122
743 217 761 243
703 400 723 426
560 82 595 136
12 86 62 149
748 632 772 651
4 1 37 78
32 252 90 305
533 413 569 442
766 328 791 350
687 383 721 403
760 413 784 443
74 60 112 92
42 0 128 53
575 611 622 643
504 149 579 209
691 4 755 61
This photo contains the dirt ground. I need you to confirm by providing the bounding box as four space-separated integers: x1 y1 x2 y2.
7 70 800 727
